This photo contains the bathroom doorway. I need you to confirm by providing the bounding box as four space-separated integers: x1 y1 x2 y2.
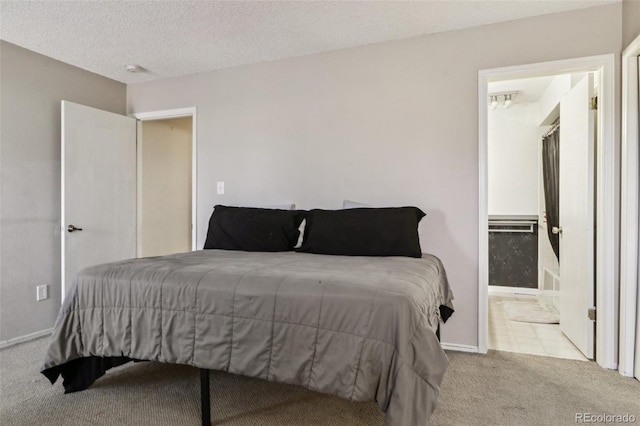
478 55 617 369
487 73 592 361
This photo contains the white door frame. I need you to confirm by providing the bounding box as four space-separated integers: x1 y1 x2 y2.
619 35 640 377
478 54 617 369
132 107 198 253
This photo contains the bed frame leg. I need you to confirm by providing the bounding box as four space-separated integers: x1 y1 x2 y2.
200 369 210 426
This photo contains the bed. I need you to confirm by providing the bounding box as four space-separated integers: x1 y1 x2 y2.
41 205 454 425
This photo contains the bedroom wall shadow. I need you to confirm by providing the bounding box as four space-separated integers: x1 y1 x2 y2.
420 210 474 346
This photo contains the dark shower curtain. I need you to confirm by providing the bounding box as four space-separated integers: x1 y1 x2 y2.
542 128 560 260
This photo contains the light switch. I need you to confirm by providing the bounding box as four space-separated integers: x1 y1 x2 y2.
217 181 225 195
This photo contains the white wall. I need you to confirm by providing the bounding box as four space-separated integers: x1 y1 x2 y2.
139 118 192 257
127 4 623 348
488 102 540 216
539 74 571 125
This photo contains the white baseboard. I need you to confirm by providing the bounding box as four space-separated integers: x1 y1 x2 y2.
441 342 479 353
0 328 53 350
488 286 539 296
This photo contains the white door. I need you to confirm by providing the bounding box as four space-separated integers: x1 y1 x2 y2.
61 101 137 299
559 74 596 359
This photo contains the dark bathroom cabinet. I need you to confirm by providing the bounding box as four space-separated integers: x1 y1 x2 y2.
488 215 538 289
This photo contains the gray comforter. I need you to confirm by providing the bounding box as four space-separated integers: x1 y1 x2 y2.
42 250 454 425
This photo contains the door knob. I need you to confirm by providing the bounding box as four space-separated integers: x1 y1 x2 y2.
67 224 83 233
552 226 562 235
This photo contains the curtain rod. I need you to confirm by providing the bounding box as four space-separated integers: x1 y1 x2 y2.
542 120 560 139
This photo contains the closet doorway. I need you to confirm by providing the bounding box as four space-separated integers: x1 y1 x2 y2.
133 108 197 257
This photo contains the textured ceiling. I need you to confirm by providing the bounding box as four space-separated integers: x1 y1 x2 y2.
0 0 618 84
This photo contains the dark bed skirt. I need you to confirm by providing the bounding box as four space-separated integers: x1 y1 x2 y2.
41 355 137 393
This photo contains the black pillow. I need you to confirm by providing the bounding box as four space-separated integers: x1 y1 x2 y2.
204 205 304 252
297 207 425 258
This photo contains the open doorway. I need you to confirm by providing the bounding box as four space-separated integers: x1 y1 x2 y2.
486 73 596 361
137 117 193 257
478 55 617 370
133 108 197 257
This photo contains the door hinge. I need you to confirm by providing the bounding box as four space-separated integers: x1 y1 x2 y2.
590 96 598 110
588 307 596 321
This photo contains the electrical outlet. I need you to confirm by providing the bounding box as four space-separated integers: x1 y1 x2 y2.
36 284 49 301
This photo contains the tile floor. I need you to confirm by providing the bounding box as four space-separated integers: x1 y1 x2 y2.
488 293 587 361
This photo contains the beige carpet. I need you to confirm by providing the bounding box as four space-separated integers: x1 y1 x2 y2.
1 337 639 426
